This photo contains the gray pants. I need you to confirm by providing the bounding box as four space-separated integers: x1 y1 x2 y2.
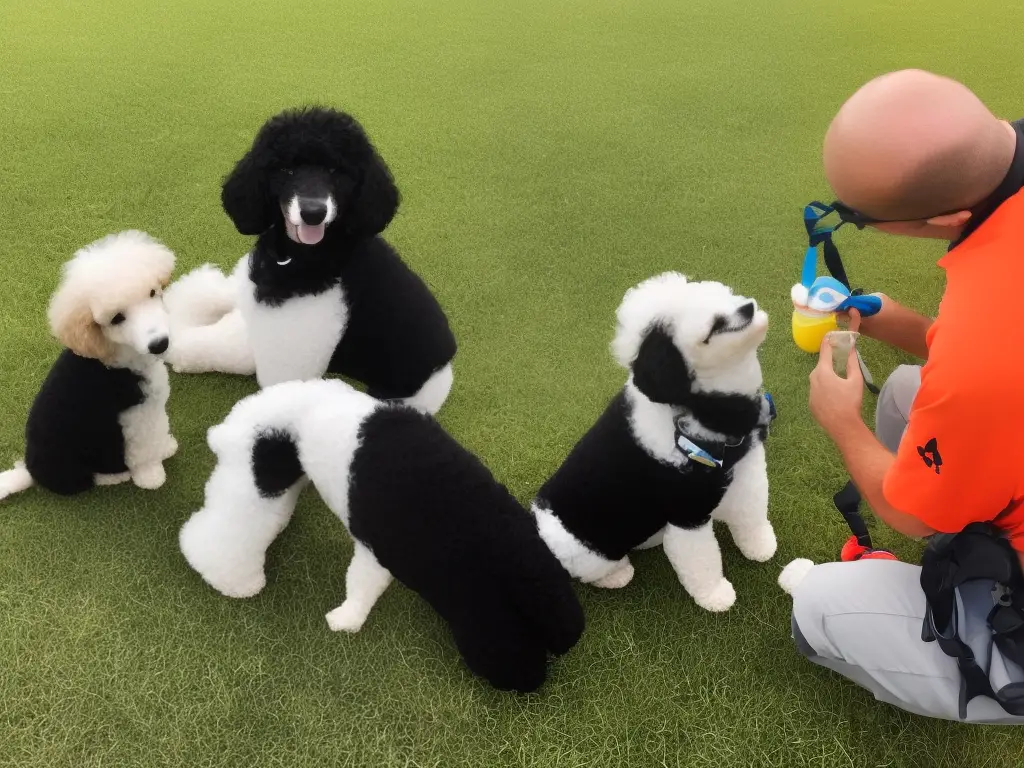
791 365 1024 723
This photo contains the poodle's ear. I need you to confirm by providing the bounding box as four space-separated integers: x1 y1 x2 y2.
48 293 114 362
631 324 693 405
221 151 272 236
344 151 399 238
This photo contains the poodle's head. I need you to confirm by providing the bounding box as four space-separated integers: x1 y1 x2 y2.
48 231 175 364
221 106 399 249
611 272 768 404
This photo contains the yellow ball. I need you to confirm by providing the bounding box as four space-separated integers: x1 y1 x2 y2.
792 309 837 353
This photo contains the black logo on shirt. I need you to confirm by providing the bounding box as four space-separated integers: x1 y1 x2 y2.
918 438 942 475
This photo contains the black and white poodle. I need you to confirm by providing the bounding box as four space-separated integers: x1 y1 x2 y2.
532 272 776 612
179 379 584 693
0 231 178 500
164 106 457 414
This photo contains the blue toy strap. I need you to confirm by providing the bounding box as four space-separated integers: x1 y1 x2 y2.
800 244 818 288
803 202 853 290
837 293 883 318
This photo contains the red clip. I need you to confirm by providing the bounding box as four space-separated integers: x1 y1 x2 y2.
840 535 898 562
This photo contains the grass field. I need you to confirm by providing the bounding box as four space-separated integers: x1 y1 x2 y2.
2 0 1023 765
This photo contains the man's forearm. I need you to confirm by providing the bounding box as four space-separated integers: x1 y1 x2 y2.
831 419 936 539
860 300 933 360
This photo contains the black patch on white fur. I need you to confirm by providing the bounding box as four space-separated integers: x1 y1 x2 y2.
632 324 763 436
252 429 303 497
346 406 584 692
632 325 692 405
23 350 144 495
225 106 457 400
680 391 764 437
536 390 759 560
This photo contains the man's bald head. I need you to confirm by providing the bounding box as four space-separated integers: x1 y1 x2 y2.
824 70 1015 221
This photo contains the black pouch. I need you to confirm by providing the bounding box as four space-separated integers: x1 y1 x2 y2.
920 523 1024 718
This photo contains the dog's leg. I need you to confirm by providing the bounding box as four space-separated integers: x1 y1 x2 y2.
180 470 305 599
402 362 454 415
592 558 635 589
711 443 776 562
532 504 631 587
662 522 736 612
634 527 666 550
325 541 394 633
163 264 236 327
160 435 179 461
167 309 256 375
94 471 132 486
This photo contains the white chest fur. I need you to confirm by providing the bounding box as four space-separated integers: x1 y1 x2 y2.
119 360 172 469
238 263 348 388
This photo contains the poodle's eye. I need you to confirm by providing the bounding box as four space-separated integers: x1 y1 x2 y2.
110 312 126 326
281 168 294 175
150 289 157 298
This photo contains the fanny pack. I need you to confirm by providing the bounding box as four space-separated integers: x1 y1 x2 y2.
920 522 1024 718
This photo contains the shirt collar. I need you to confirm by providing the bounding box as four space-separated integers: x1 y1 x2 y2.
949 118 1024 250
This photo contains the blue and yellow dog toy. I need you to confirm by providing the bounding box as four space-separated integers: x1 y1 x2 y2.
791 201 883 353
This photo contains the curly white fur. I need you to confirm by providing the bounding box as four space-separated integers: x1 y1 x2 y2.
164 257 452 413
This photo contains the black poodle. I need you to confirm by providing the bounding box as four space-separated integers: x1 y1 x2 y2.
164 106 457 414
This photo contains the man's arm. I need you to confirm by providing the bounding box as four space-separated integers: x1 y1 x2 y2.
829 420 937 539
847 295 933 360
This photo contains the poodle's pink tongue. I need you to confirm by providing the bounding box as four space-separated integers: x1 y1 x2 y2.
298 223 325 245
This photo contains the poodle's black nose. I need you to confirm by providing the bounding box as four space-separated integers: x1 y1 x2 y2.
300 202 328 225
148 337 170 355
737 301 756 320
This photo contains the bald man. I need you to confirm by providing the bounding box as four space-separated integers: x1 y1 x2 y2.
790 70 1024 723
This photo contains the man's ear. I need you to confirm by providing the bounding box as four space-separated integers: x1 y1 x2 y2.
632 325 692 405
926 210 972 228
344 151 399 238
221 151 272 236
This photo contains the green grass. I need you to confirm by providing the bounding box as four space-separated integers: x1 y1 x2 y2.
1 0 1022 765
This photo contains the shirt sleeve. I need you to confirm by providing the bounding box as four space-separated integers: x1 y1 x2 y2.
883 365 1018 534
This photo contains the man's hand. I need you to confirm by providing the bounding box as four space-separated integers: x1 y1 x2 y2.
809 318 864 440
840 293 933 360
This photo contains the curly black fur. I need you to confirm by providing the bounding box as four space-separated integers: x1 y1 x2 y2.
221 106 456 400
348 407 585 693
222 106 398 241
24 350 144 494
535 390 757 560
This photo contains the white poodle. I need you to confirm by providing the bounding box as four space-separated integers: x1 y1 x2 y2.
0 231 177 499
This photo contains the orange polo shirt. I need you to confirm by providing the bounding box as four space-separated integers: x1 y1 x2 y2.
883 187 1024 551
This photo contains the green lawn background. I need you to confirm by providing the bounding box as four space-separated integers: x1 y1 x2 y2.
1 0 1022 765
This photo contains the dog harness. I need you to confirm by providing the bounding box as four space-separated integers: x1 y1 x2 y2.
673 393 776 471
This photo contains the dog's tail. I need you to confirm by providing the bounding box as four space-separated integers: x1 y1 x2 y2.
164 264 236 329
0 461 34 501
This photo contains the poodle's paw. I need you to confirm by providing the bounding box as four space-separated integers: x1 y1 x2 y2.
161 436 179 460
634 528 665 551
326 602 368 633
592 561 635 589
218 572 267 599
692 578 736 612
132 463 166 490
94 471 132 487
736 523 778 563
778 558 815 596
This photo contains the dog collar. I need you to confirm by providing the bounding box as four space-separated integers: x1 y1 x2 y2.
674 393 776 472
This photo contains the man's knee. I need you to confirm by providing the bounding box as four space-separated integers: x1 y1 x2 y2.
875 364 921 452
